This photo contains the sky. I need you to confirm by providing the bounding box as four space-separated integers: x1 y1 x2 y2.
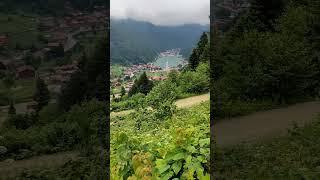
110 0 210 26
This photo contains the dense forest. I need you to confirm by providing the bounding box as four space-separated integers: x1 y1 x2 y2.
213 0 320 178
0 37 109 178
111 19 209 65
211 0 320 119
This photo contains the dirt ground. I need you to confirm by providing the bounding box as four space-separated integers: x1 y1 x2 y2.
0 151 79 179
214 101 320 147
111 93 210 117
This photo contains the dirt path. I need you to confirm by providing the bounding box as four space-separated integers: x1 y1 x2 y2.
214 101 320 147
0 151 79 179
111 93 210 117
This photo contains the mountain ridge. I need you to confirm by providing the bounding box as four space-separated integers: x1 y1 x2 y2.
111 18 209 65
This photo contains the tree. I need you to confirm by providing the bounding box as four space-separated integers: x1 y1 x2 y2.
189 32 209 70
2 71 15 106
197 32 209 58
120 86 126 98
189 49 199 71
58 36 108 111
28 56 41 79
33 78 50 112
58 71 88 111
128 72 153 97
248 0 286 31
8 101 16 116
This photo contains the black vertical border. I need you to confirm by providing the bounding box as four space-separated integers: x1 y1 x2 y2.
210 0 215 178
104 0 110 179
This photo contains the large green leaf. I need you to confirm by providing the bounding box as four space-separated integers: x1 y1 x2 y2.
172 152 186 161
171 161 183 175
199 138 210 147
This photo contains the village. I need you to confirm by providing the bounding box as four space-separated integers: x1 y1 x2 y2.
0 3 108 113
111 49 188 96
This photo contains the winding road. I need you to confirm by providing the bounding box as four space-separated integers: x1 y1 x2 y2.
0 151 79 179
214 101 320 147
110 93 210 117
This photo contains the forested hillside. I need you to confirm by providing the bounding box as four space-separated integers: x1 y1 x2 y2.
211 0 320 119
213 0 320 178
111 19 209 65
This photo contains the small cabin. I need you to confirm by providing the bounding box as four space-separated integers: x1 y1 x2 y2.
16 66 35 79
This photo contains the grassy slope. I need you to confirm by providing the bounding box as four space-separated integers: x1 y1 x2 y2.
111 93 210 117
214 115 320 179
0 79 35 106
111 101 210 178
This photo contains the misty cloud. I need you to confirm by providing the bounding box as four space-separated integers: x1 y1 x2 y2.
111 0 210 26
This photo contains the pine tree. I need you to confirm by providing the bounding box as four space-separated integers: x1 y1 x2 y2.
128 79 138 97
189 49 199 71
120 86 126 97
8 101 16 116
138 72 153 95
58 71 88 111
249 0 286 31
33 78 50 112
197 32 209 57
128 72 153 97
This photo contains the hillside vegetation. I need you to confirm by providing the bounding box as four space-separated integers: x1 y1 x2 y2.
110 31 210 179
214 115 320 179
211 0 320 120
213 0 320 178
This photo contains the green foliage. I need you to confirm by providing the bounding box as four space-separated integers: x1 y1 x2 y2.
0 100 106 161
33 78 50 112
5 113 38 130
212 3 320 118
214 116 320 179
111 102 210 179
179 63 210 94
128 72 153 97
59 37 108 111
120 86 126 98
189 32 209 70
8 101 16 115
111 93 146 112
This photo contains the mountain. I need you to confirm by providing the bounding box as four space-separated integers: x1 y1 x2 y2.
111 19 209 65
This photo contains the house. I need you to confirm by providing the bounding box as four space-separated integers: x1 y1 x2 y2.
50 32 68 45
16 65 35 79
27 101 38 112
150 76 167 81
39 17 56 31
0 35 8 47
50 75 71 84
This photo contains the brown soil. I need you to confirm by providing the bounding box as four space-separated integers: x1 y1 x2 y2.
214 101 320 147
0 151 79 179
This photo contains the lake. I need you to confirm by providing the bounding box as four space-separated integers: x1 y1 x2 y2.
153 56 185 69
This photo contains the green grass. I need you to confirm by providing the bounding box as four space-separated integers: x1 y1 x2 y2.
214 115 320 179
0 13 42 49
146 71 167 77
111 65 125 78
111 102 210 178
0 79 35 106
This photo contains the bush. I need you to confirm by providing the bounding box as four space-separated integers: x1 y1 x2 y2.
178 63 209 94
111 93 145 112
5 113 38 130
